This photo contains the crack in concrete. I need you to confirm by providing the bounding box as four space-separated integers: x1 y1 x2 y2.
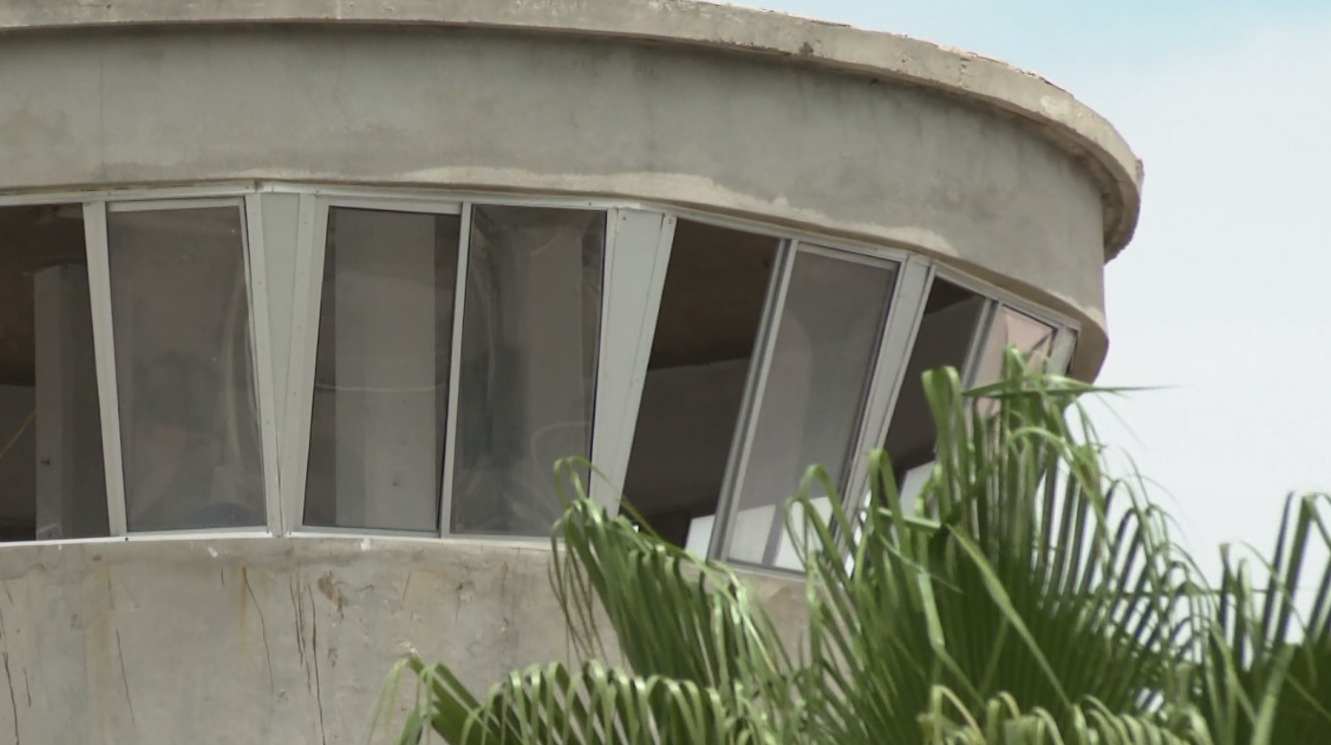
289 576 310 692
242 569 275 691
0 604 20 745
398 569 413 610
114 629 136 729
306 583 328 745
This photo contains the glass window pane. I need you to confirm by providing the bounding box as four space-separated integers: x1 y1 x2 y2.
728 250 896 567
0 205 109 541
108 206 265 532
450 206 605 536
622 221 779 550
881 280 988 512
971 306 1057 385
303 209 459 532
970 306 1057 417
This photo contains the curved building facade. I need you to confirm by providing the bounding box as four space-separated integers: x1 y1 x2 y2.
0 1 1141 742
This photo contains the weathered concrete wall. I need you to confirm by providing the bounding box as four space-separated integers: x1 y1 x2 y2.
0 25 1115 372
0 536 807 744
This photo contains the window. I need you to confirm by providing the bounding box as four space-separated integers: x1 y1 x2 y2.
0 205 108 541
971 305 1058 384
0 187 1081 549
881 279 989 511
726 248 897 568
303 208 460 532
107 205 265 532
622 221 779 550
449 206 605 536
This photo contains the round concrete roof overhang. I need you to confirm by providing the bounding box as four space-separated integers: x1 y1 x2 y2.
0 0 1143 376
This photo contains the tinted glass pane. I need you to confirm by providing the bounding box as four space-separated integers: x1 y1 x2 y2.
108 206 265 531
0 205 108 540
303 209 459 532
450 206 604 536
728 250 895 567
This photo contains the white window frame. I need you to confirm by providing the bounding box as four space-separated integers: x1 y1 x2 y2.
0 182 1087 552
710 239 915 564
589 209 677 514
287 195 465 538
84 193 282 537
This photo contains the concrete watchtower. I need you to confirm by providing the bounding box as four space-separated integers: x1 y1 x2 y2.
0 1 1140 741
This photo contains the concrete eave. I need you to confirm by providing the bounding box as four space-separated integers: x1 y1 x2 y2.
0 0 1144 260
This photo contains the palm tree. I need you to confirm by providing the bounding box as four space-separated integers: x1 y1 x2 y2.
382 350 1331 744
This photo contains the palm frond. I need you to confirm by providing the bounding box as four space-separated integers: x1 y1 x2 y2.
796 350 1203 744
384 349 1330 745
921 688 1211 745
1200 493 1331 745
548 465 795 716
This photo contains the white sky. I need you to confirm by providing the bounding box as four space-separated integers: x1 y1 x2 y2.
721 0 1331 579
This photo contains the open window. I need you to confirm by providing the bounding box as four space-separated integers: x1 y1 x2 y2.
881 278 989 509
725 247 898 569
621 221 779 550
969 304 1058 414
881 280 1062 512
0 205 109 541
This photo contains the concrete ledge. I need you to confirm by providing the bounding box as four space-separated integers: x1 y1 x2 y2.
0 0 1142 258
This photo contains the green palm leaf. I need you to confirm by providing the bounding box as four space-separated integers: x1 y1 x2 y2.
384 348 1329 745
1200 493 1331 745
794 350 1202 744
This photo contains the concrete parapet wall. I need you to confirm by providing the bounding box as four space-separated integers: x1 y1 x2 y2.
0 536 807 743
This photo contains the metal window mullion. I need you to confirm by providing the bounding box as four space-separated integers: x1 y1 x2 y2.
797 243 895 268
82 201 129 537
437 203 473 537
242 195 284 535
1050 327 1077 374
282 195 328 531
320 197 464 216
842 258 932 528
589 210 623 512
589 210 676 514
107 197 246 213
711 239 799 560
962 299 1001 389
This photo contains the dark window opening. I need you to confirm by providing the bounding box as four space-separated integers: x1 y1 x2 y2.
622 221 779 550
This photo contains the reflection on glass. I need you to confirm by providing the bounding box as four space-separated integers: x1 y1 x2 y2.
971 307 1056 417
728 250 896 567
971 307 1057 385
303 209 460 532
622 221 779 550
450 206 604 536
108 207 265 531
0 205 109 541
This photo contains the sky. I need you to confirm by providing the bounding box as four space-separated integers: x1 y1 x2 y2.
725 0 1331 581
